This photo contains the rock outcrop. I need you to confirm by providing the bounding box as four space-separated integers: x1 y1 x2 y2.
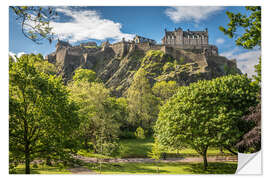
46 40 241 97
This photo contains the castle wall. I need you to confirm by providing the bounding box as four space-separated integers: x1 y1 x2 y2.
110 42 129 57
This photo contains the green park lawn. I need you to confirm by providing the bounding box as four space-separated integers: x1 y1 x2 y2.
86 161 237 174
12 137 236 174
78 137 233 159
11 164 71 174
12 161 237 174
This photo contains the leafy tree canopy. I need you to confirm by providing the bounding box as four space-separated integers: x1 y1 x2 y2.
127 69 159 132
219 6 261 49
152 81 179 104
10 6 57 44
72 68 97 83
68 81 121 155
9 54 79 174
154 75 259 169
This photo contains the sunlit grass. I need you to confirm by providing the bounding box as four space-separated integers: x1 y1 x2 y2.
77 137 233 159
11 164 71 174
86 162 237 174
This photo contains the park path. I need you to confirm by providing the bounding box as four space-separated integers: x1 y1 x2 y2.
68 167 95 174
73 155 237 164
68 155 237 174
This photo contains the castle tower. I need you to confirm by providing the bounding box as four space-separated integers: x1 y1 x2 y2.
162 27 209 46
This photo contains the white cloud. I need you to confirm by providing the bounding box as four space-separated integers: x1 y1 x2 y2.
8 52 16 60
50 7 135 43
220 48 261 77
9 52 26 61
165 6 224 23
216 38 225 44
17 52 26 58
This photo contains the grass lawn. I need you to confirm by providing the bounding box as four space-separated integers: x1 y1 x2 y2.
77 137 234 159
119 137 232 158
119 137 154 158
86 162 237 174
11 164 71 174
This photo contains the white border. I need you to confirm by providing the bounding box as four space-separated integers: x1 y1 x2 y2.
2 0 270 180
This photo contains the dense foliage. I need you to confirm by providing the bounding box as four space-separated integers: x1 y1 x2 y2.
68 71 124 156
127 69 159 133
9 55 79 174
236 100 261 152
154 75 259 169
152 81 179 104
220 6 261 152
72 68 97 83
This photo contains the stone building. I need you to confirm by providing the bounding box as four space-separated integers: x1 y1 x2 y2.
133 35 156 44
162 27 208 46
80 41 97 47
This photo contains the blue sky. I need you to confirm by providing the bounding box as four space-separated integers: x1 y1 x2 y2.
9 6 261 76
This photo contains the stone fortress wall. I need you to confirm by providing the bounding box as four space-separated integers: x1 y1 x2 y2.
46 27 223 70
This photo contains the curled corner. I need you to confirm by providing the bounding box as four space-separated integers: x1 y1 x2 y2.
235 150 262 174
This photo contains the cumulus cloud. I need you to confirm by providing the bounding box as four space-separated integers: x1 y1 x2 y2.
17 52 26 58
50 7 135 43
216 38 225 44
165 6 224 23
220 48 261 77
9 52 26 60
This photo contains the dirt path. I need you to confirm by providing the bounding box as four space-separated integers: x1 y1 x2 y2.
68 155 237 174
68 167 95 174
73 155 237 164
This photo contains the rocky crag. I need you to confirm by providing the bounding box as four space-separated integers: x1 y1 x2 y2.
46 36 241 97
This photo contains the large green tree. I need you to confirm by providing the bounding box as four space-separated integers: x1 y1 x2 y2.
127 69 159 133
154 75 259 170
220 6 261 151
9 55 79 174
68 79 121 155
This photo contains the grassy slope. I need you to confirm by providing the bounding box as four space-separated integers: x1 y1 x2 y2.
86 162 237 174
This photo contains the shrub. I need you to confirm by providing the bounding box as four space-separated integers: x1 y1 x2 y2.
163 62 174 72
134 127 146 139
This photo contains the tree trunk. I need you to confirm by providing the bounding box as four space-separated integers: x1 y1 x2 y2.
202 146 208 170
84 138 88 150
203 152 208 170
25 147 30 174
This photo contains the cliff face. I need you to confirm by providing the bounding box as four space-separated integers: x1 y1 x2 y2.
46 42 241 97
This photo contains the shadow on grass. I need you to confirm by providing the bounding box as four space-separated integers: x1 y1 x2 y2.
12 165 70 174
183 162 237 174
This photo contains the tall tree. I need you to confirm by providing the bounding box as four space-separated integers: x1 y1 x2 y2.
9 55 79 174
10 6 57 44
220 6 261 151
127 69 159 132
154 75 259 170
68 80 121 155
